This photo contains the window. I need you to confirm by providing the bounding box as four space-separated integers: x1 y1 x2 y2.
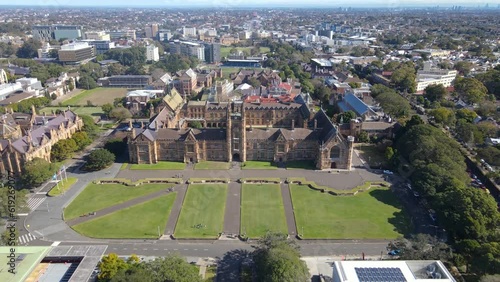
187 144 195 153
277 144 285 153
330 146 341 159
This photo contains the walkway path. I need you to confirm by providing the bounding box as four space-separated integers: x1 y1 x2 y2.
280 183 297 236
223 182 241 235
66 186 176 226
164 184 188 235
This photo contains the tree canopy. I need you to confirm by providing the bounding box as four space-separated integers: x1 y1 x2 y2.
21 158 58 188
85 149 115 171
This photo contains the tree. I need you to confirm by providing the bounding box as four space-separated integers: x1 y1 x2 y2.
455 108 478 123
0 188 28 220
1 228 18 246
140 255 202 282
357 131 369 143
429 107 455 126
454 77 488 104
109 107 132 122
21 158 58 188
480 275 500 282
16 39 41 58
104 138 127 158
51 139 78 161
81 115 99 139
102 103 114 117
336 110 356 123
71 131 92 151
424 84 447 102
253 232 309 282
77 75 98 90
85 149 115 171
390 234 453 261
98 253 129 282
454 61 473 76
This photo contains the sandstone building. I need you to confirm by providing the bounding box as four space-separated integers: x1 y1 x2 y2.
128 91 355 170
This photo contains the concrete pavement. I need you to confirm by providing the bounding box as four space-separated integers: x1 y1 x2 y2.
164 184 188 235
223 182 241 235
280 183 298 236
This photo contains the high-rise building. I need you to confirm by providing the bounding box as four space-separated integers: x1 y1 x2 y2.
58 42 95 65
170 41 205 61
32 25 83 41
204 43 221 64
146 44 159 62
182 26 197 37
157 30 172 42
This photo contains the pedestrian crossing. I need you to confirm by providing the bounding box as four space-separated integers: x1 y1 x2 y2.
18 233 37 244
27 197 46 211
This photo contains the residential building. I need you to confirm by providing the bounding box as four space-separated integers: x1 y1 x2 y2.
169 41 205 61
332 260 456 282
99 75 152 88
204 43 221 64
413 49 451 57
0 107 83 174
145 24 159 38
126 89 164 115
216 80 234 98
157 30 172 42
182 26 197 37
128 101 354 170
175 69 197 96
415 62 458 92
57 42 95 65
32 25 83 41
81 40 115 55
84 31 110 41
146 44 160 62
109 30 136 40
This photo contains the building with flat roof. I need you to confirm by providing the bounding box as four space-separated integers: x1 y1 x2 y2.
109 30 136 40
169 41 205 61
146 44 159 62
99 75 152 88
84 31 110 41
58 42 95 65
332 260 456 282
81 39 115 55
204 43 221 64
32 25 83 41
415 62 458 92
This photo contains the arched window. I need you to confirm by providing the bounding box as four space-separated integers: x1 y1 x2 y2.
330 146 341 159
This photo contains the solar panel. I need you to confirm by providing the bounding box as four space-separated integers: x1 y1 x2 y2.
355 267 407 282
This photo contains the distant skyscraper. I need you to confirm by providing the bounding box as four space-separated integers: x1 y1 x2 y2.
145 24 159 39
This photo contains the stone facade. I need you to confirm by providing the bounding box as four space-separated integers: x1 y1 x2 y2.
0 107 83 174
128 101 354 170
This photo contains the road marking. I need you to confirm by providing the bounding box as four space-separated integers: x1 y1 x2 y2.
143 249 148 250
18 233 37 244
133 248 137 250
203 249 208 251
27 197 46 211
173 249 178 251
164 249 168 250
123 248 127 250
183 249 188 250
51 241 61 246
113 248 117 250
153 248 158 250
194 249 198 251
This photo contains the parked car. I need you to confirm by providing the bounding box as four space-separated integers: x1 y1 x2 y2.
383 170 394 175
388 249 401 256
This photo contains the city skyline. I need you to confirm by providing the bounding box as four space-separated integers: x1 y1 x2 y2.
0 0 498 8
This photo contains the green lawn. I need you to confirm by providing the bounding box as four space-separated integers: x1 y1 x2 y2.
39 106 104 119
129 161 186 170
174 184 227 239
47 177 78 197
290 185 410 239
64 183 171 220
204 266 217 281
194 161 230 170
241 161 278 170
241 184 288 238
72 193 176 238
220 46 271 58
285 160 316 170
61 87 128 106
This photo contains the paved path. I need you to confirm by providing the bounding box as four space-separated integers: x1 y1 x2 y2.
280 183 297 236
223 182 241 235
164 184 188 235
66 187 176 226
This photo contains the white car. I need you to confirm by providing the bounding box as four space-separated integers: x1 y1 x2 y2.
383 170 394 175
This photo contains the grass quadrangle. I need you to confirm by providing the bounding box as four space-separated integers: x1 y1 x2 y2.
290 185 410 239
174 184 227 239
240 184 288 238
64 183 171 220
72 193 176 239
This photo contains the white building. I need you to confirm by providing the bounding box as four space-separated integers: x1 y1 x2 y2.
332 260 456 282
415 62 458 92
37 43 58 59
146 44 160 62
85 31 110 41
182 26 197 37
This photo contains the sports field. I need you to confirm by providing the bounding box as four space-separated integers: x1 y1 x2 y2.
240 184 288 238
174 184 227 239
63 183 170 220
72 193 176 239
61 87 128 106
39 106 104 118
290 185 410 239
220 46 271 58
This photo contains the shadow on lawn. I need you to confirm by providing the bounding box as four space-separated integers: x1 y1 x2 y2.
216 249 252 282
368 189 413 237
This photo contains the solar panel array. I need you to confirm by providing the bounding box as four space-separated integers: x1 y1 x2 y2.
355 267 407 282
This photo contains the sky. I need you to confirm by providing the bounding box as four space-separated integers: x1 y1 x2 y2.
0 0 498 8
